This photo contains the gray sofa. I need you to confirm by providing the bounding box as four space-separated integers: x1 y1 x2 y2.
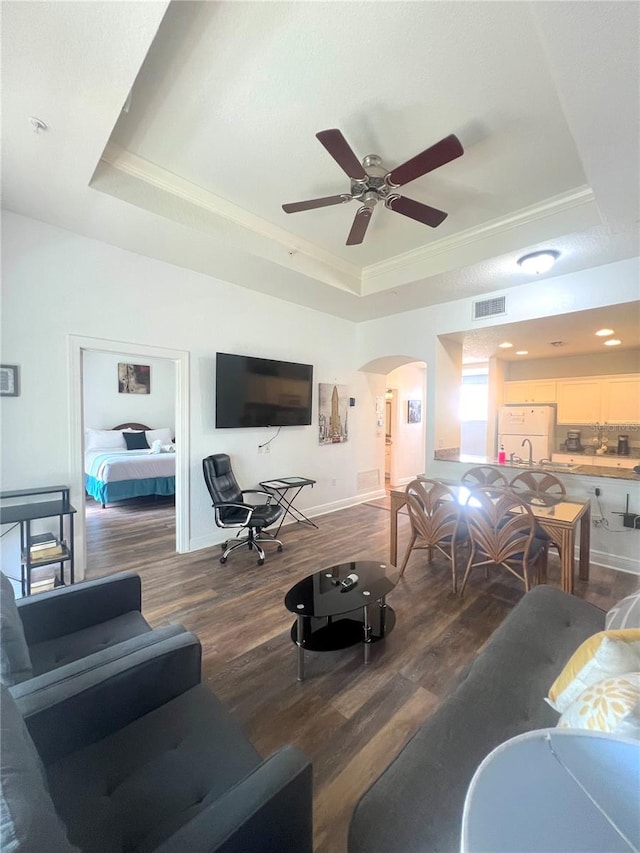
0 570 186 690
348 585 606 852
4 631 313 852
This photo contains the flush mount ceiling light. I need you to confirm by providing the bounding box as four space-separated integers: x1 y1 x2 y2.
515 350 529 355
604 339 622 346
517 250 560 275
498 342 513 349
595 328 614 337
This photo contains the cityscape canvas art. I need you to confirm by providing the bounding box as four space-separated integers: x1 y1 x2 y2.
318 383 349 444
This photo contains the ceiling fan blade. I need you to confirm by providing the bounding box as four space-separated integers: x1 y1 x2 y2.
316 129 367 181
346 206 373 245
386 195 448 227
386 134 464 187
282 194 351 213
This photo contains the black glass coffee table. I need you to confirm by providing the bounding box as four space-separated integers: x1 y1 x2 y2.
284 560 399 681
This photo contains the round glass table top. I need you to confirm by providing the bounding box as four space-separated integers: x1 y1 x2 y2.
284 560 400 619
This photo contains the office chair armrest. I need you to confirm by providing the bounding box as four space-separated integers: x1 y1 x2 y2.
241 489 275 504
214 501 254 527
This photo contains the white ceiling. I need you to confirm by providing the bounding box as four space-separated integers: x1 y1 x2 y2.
1 1 639 325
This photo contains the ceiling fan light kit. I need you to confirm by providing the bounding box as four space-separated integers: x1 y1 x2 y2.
282 128 464 245
517 250 560 275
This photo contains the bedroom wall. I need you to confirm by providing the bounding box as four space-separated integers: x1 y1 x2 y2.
83 350 175 432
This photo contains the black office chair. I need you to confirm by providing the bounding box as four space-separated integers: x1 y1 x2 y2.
202 454 284 566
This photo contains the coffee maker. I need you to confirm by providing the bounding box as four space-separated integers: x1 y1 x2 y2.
565 430 583 452
617 435 630 455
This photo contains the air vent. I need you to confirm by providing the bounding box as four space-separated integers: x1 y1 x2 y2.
473 296 507 320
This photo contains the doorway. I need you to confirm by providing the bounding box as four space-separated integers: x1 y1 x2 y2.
68 335 190 580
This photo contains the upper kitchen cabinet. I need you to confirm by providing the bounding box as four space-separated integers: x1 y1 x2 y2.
503 380 556 404
556 378 602 423
557 374 640 424
603 375 640 424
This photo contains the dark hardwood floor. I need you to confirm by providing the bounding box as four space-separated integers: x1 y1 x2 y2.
85 494 637 853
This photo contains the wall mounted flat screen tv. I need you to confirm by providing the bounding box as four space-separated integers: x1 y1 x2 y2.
216 352 314 428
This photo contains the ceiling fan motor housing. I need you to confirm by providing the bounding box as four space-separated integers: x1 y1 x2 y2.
351 154 392 206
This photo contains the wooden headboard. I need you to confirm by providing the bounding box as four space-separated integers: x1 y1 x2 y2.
112 423 152 431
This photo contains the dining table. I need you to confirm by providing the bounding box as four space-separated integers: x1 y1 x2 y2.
389 480 591 594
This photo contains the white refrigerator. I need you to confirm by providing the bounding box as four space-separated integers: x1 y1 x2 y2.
497 406 555 462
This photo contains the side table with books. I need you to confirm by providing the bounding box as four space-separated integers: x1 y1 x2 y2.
0 485 76 596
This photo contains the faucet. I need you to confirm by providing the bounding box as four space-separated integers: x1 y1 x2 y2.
521 438 534 466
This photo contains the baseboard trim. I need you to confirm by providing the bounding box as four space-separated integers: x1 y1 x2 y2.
582 547 640 576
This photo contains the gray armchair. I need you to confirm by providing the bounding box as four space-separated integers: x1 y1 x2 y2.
1 570 185 689
3 632 313 853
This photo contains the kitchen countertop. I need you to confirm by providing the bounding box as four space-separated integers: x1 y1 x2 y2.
436 454 640 482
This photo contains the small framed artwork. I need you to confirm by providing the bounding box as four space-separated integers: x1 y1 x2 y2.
407 399 422 424
0 365 20 397
118 363 151 395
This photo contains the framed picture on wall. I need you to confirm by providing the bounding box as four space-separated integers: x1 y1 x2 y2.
0 365 20 397
118 363 151 394
407 399 422 424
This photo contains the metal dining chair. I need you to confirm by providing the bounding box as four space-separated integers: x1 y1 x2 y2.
461 466 510 487
459 486 548 595
508 469 566 581
399 478 466 593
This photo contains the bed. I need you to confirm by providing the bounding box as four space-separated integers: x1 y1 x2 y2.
84 422 176 507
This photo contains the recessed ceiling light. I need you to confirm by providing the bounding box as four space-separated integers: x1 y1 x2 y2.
604 339 622 346
498 342 513 349
517 250 560 275
515 350 529 355
595 328 614 337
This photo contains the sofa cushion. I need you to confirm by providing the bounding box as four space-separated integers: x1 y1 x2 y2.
348 586 606 853
557 672 640 737
28 611 151 676
0 685 75 852
547 629 640 713
0 572 32 686
46 683 262 853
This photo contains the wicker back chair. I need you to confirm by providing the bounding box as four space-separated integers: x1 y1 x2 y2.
460 466 509 487
459 486 548 595
400 478 465 593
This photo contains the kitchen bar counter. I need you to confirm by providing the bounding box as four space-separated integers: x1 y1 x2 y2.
437 455 640 482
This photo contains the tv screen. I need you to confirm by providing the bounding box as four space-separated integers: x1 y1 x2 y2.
216 352 313 428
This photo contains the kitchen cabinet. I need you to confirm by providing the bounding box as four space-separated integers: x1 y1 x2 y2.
551 453 594 466
589 455 637 470
556 374 640 425
551 452 636 470
503 380 556 404
556 379 602 424
602 375 640 424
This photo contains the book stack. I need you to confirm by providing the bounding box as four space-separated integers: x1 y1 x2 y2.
29 532 64 561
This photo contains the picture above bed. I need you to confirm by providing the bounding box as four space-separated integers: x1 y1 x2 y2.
84 423 175 507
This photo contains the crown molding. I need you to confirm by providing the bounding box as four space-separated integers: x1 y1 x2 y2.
361 186 597 285
100 143 361 287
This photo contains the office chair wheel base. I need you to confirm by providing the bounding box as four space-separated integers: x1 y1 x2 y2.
220 556 227 564
277 545 283 552
257 558 265 566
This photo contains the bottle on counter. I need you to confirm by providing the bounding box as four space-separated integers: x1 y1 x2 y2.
498 444 506 464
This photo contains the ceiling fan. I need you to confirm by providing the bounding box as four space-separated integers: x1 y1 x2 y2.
282 129 464 245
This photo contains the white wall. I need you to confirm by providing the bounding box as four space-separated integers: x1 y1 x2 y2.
0 212 381 568
83 350 175 431
3 211 639 575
